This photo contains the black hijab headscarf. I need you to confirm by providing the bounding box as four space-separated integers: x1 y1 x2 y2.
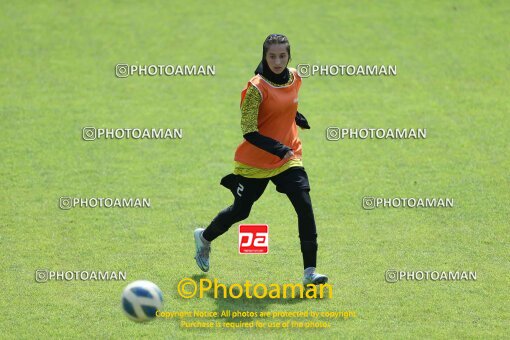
254 34 291 85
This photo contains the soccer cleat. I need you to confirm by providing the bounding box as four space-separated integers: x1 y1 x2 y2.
193 228 210 272
303 272 328 286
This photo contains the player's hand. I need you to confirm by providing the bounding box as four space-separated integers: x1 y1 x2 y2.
283 150 294 159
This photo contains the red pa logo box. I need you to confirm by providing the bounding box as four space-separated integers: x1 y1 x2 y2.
238 224 269 254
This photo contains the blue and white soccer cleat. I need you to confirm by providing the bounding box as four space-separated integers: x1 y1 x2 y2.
194 228 211 272
303 272 328 286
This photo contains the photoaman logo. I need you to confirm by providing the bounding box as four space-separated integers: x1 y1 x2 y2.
177 278 333 299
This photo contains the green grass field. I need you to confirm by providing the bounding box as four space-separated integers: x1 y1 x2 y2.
1 0 509 338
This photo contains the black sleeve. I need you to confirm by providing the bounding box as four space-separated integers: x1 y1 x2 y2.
243 132 292 159
295 111 311 129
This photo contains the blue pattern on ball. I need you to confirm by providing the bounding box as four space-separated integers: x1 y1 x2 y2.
141 305 158 318
130 287 153 298
122 297 137 318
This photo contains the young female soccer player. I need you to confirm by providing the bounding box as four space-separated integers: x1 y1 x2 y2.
194 34 328 285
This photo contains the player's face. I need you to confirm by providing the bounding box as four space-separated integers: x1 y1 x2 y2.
265 44 289 74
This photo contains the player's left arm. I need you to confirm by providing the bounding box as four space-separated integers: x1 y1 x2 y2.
291 68 310 130
295 111 310 129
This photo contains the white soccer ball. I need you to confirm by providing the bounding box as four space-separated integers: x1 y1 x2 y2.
121 280 163 322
